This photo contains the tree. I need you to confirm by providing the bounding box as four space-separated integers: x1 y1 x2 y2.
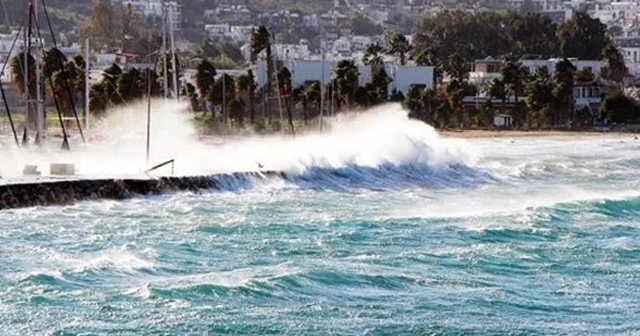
89 81 109 115
292 85 308 125
82 0 117 51
208 74 235 126
387 32 412 65
43 48 67 79
251 26 274 116
574 67 595 82
420 88 437 123
235 71 257 124
102 63 123 105
487 78 508 112
194 59 216 112
277 66 295 134
332 59 359 110
602 45 628 84
601 90 640 124
350 12 383 36
501 58 528 108
117 67 144 102
553 58 576 126
526 66 554 127
365 67 391 105
363 42 384 66
305 82 321 119
556 12 608 60
183 82 200 112
10 52 36 96
404 85 422 118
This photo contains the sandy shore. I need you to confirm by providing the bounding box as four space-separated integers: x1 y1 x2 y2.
438 129 637 139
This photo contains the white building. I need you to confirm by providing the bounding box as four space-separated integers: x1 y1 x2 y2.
256 59 434 94
469 57 604 86
256 59 334 88
620 46 640 77
204 24 231 39
119 0 181 30
230 26 255 44
521 58 603 78
0 30 25 62
275 43 311 60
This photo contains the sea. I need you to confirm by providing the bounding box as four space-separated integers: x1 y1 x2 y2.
1 105 640 335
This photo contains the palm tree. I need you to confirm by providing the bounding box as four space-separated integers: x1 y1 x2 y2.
235 71 257 124
251 26 274 116
10 52 37 130
208 74 235 125
500 58 527 108
553 58 576 127
195 59 216 113
43 48 67 79
333 59 359 110
602 44 628 85
404 85 422 118
117 67 144 102
183 82 200 112
102 63 123 106
420 88 436 123
487 78 507 114
363 42 384 66
292 84 308 125
277 66 295 134
305 82 321 120
525 66 553 127
387 32 412 65
89 81 109 115
10 52 36 96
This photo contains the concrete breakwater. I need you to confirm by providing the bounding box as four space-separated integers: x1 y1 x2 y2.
0 171 282 210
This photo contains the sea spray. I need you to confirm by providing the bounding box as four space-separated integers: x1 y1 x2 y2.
0 102 478 181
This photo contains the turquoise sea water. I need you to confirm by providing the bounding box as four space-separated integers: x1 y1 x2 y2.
3 130 640 334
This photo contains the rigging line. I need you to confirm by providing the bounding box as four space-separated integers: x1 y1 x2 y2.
0 23 24 148
11 23 39 126
146 32 165 162
39 0 85 145
22 0 33 145
1 23 24 75
31 3 69 150
0 80 19 148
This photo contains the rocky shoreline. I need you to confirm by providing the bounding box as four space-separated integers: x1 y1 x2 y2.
0 171 282 210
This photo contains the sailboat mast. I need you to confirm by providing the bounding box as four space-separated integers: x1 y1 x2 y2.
161 0 168 99
33 0 44 146
168 2 178 101
85 37 90 131
22 2 31 144
319 43 325 133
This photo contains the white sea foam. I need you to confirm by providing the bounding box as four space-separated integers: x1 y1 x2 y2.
0 102 476 180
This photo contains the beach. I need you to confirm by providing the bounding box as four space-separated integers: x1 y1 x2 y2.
438 129 636 138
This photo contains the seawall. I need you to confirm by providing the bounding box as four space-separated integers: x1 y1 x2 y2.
0 171 284 210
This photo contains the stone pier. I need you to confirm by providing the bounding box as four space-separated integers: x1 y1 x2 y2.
0 171 285 210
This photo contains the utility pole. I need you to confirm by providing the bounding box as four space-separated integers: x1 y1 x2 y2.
161 0 168 98
22 1 30 145
168 2 178 101
85 37 90 131
33 0 43 147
